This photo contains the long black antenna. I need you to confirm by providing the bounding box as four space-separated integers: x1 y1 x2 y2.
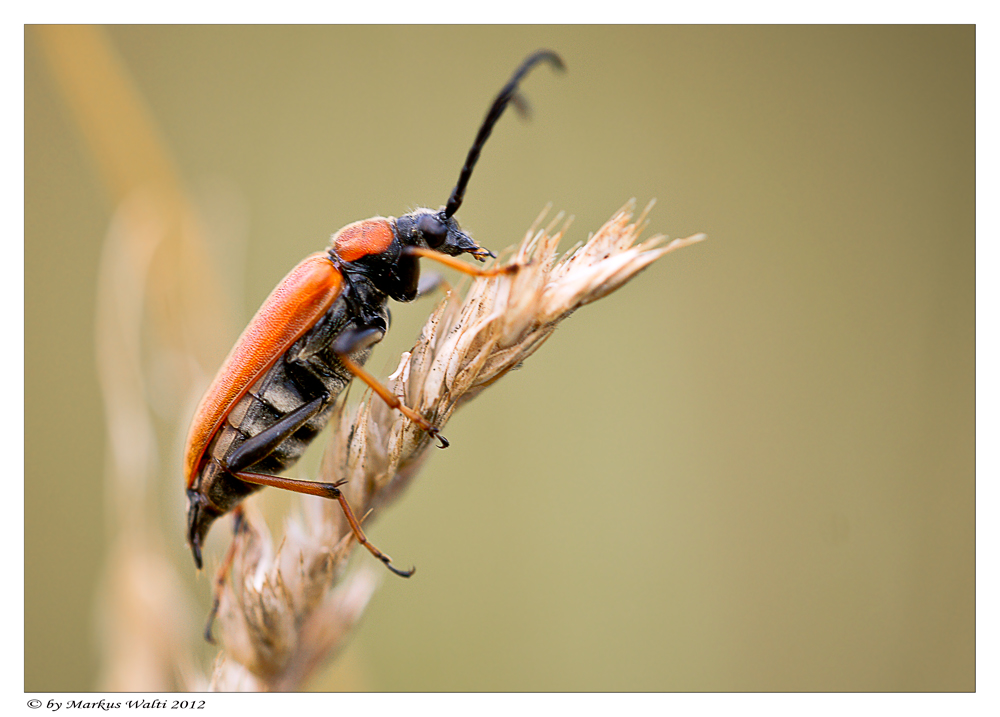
443 50 565 219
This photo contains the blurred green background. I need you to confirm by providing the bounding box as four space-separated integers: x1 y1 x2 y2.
25 26 974 691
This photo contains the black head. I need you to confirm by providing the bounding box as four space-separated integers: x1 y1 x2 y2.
350 209 494 303
395 208 495 261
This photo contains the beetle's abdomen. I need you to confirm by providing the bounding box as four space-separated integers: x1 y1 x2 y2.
209 349 353 477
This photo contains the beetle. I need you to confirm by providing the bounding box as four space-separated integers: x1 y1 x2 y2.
185 50 565 585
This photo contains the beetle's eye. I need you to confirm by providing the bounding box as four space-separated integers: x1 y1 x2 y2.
417 214 448 249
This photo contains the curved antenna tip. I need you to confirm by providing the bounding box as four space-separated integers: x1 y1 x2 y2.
444 50 565 219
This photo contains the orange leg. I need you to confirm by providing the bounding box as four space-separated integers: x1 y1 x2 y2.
234 470 415 577
404 246 520 277
204 506 246 643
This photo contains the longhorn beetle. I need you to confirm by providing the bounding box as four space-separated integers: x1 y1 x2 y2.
185 51 565 588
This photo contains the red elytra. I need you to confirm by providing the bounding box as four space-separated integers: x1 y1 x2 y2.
183 252 343 488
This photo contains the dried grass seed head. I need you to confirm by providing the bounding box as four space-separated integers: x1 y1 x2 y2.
209 201 704 689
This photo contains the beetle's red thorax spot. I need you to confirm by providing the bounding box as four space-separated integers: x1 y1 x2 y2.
333 218 396 262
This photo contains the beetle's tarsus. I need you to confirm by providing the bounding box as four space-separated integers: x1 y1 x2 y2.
191 540 203 571
385 559 416 578
430 429 449 449
203 603 219 644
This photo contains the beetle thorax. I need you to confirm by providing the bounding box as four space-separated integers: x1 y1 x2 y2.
330 217 397 263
